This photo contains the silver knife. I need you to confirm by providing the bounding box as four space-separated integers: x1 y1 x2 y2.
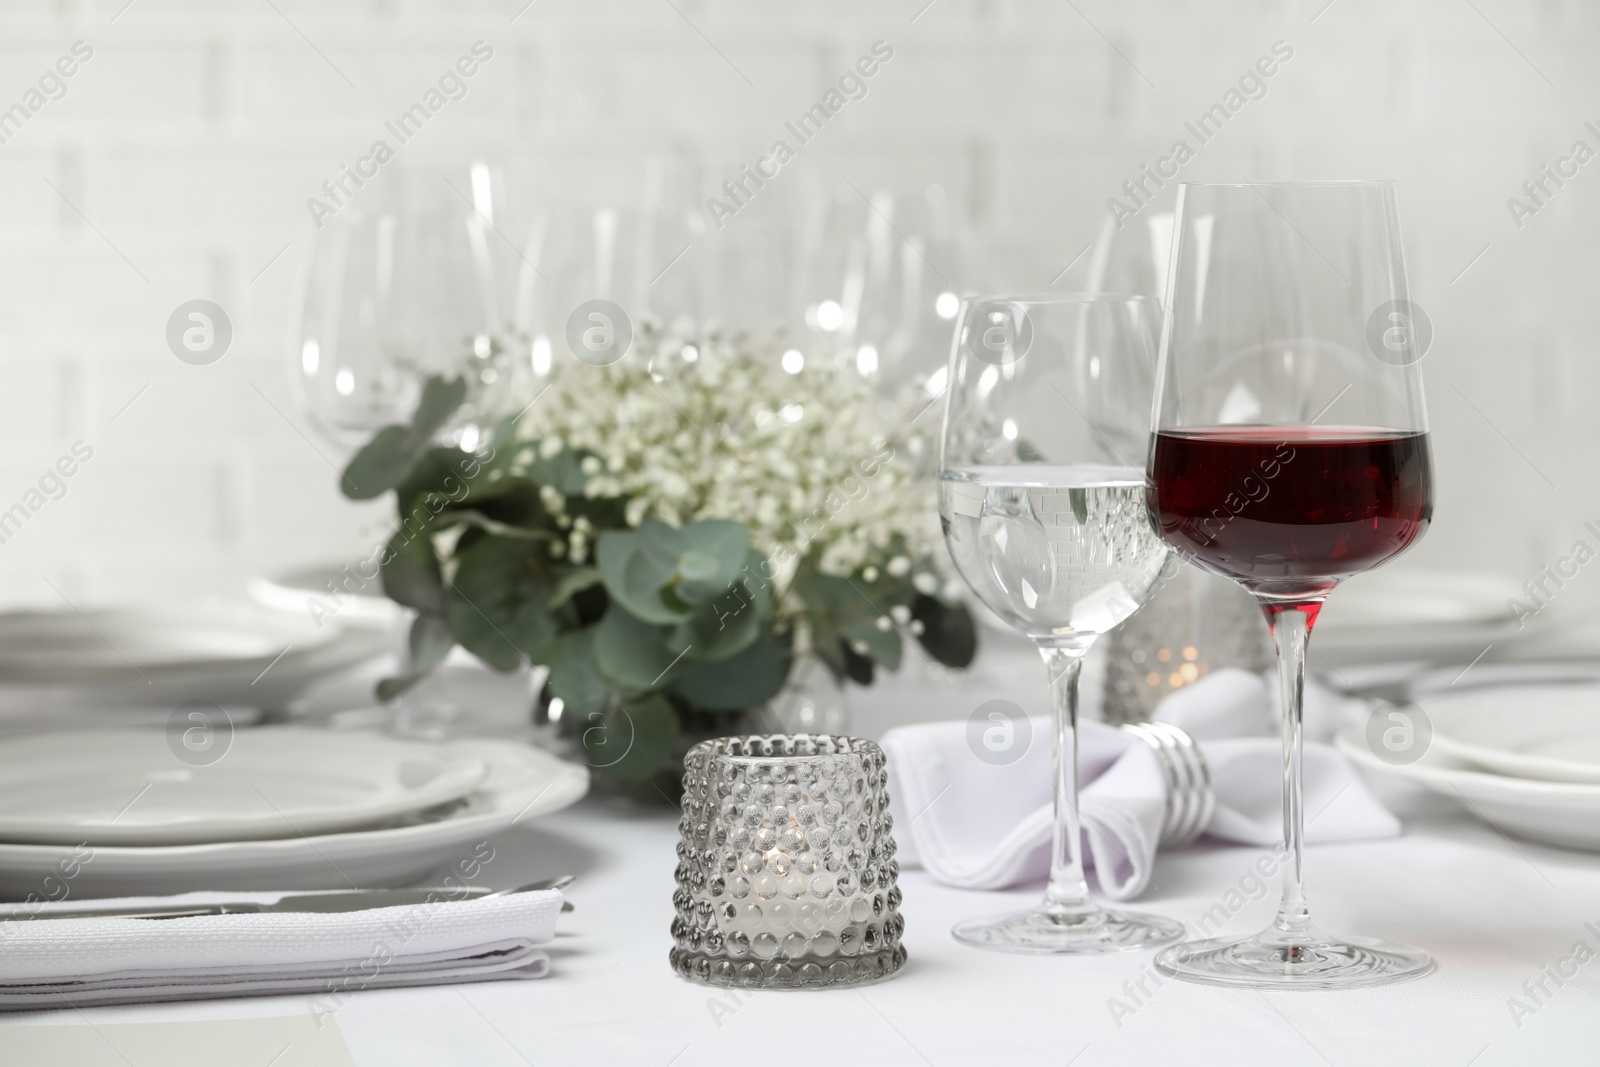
3 876 574 920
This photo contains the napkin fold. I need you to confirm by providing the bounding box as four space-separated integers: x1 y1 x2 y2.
882 668 1398 900
0 888 563 1011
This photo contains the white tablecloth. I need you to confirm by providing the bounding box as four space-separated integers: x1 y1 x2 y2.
0 774 1595 1066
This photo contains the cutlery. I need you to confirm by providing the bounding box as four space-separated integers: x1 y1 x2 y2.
2 875 575 921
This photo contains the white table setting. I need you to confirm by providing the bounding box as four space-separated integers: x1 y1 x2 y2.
0 590 1599 1062
2 134 1598 1067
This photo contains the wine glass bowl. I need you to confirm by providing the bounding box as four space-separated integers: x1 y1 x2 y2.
289 170 497 450
1148 425 1432 604
1146 180 1434 988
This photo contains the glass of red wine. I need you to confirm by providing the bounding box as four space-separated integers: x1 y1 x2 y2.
1146 181 1434 988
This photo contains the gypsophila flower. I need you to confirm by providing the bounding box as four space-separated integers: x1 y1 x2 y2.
518 322 942 588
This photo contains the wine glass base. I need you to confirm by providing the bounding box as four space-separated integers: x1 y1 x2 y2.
952 906 1185 955
1155 929 1434 989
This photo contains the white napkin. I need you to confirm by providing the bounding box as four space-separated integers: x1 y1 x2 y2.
0 888 563 1011
882 668 1399 900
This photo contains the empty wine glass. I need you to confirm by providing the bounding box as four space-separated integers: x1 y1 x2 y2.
938 293 1184 953
1146 181 1434 988
288 165 495 450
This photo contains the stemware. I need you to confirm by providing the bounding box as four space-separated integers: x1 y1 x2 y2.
288 164 498 451
1085 208 1273 724
938 293 1184 953
1146 180 1434 988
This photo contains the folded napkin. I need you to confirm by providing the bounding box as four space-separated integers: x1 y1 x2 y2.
882 668 1399 900
0 888 563 1012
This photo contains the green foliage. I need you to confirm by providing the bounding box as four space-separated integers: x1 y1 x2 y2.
445 535 560 670
343 377 467 499
341 374 978 793
581 693 679 784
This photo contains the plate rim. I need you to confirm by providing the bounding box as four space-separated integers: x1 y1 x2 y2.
0 738 590 865
0 603 350 682
1420 683 1600 784
0 728 492 845
1335 728 1600 804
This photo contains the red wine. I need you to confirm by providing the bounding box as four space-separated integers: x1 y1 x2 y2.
1147 426 1432 603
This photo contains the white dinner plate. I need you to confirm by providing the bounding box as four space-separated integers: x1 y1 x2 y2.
1318 570 1520 631
0 739 588 897
0 602 337 681
1420 683 1600 784
248 562 401 627
0 615 390 715
1336 729 1600 852
1313 570 1531 664
0 728 488 846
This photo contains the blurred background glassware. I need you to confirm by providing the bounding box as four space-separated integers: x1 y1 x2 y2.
938 292 1184 953
1084 208 1274 725
790 183 987 393
791 183 879 368
669 734 905 989
757 658 849 737
520 153 706 386
1102 567 1273 725
288 162 503 452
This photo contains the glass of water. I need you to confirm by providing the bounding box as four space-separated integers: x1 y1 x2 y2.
938 293 1183 953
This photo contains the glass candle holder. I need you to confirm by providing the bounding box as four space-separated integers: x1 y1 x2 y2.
1102 564 1272 725
669 734 906 989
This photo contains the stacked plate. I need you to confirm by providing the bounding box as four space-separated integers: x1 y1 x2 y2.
1338 674 1600 851
1315 568 1533 666
248 562 401 627
0 600 392 717
0 727 588 896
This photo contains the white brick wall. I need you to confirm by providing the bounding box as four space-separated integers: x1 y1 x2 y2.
0 0 1593 611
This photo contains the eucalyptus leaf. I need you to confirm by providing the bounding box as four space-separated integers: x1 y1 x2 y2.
582 693 679 784
597 530 692 624
912 594 977 668
408 610 455 671
1069 487 1089 525
670 633 787 710
630 519 749 606
380 530 446 616
342 426 415 502
546 627 609 721
791 567 857 617
445 535 558 671
673 552 774 664
635 518 688 572
394 447 483 522
844 615 903 671
668 520 748 604
374 612 455 702
375 674 418 703
593 605 682 690
840 643 874 685
341 376 467 500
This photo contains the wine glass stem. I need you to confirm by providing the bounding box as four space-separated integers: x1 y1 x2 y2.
1039 644 1094 916
1267 604 1314 938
